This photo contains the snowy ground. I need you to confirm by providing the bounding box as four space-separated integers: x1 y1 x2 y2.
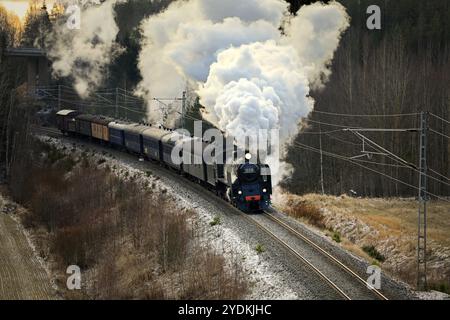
37 135 299 299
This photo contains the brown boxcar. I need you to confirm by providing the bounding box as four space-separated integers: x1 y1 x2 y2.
90 116 113 142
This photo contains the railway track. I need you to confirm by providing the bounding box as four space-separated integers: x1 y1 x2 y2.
239 212 352 300
259 210 389 300
34 126 391 300
32 125 62 137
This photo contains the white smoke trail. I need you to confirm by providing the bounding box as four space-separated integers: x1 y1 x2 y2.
136 0 349 183
47 0 124 98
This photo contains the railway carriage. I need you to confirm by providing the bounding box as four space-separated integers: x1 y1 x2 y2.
160 131 185 171
142 126 170 161
90 116 113 142
75 114 96 137
55 109 79 134
108 121 128 147
182 137 209 184
122 124 148 154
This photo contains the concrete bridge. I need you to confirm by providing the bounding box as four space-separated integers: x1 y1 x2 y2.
3 47 50 95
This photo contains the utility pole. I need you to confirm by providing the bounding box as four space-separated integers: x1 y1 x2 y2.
115 87 119 119
153 93 185 128
58 84 61 111
345 115 429 291
417 111 428 291
181 90 186 130
319 123 325 195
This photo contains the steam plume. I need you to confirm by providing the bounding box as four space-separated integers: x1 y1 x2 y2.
47 0 124 98
137 0 349 183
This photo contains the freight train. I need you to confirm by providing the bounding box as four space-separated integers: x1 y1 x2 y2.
55 110 272 212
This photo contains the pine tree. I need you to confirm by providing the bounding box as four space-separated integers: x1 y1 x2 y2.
21 0 52 48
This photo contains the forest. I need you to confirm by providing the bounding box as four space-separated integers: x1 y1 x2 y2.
284 0 449 197
1 0 449 198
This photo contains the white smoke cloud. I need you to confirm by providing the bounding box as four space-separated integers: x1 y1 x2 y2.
136 0 288 123
135 0 350 183
47 0 124 98
282 2 351 87
198 40 313 145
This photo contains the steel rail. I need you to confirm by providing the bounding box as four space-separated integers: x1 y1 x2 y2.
239 213 351 300
263 211 389 300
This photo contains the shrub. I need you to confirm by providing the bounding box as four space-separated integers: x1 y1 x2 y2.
47 147 65 164
210 216 221 226
332 231 341 243
285 201 326 229
9 136 249 300
429 282 450 294
180 251 248 299
362 245 386 262
57 157 76 172
255 244 265 254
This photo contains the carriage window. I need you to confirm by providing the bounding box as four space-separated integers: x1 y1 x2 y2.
217 164 224 178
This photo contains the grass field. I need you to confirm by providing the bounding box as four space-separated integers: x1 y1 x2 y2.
275 192 450 293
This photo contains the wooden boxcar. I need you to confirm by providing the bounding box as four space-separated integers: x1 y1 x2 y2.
90 116 113 142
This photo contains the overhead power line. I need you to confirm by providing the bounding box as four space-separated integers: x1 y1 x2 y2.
429 128 450 140
312 110 420 118
429 168 450 182
292 141 450 203
429 112 450 125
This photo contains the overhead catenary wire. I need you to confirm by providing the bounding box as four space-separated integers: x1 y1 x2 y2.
324 133 362 146
345 130 450 188
298 113 450 189
303 118 364 129
429 112 450 125
292 141 450 203
312 110 420 118
429 128 450 140
429 168 450 182
298 129 344 135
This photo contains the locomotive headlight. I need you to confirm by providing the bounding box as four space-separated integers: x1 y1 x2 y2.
245 153 252 160
238 190 242 195
263 188 267 193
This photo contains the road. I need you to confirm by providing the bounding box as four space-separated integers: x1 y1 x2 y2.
0 208 57 300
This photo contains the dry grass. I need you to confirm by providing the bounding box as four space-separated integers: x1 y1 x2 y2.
288 193 450 247
277 192 450 293
283 199 326 229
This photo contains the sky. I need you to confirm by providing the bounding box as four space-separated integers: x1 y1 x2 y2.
0 0 56 21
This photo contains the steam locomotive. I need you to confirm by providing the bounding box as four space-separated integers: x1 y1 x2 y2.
55 110 272 212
